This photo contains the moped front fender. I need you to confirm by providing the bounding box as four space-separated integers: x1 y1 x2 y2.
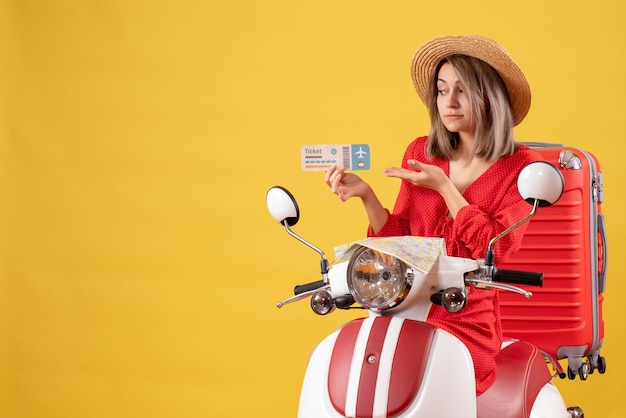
298 316 476 418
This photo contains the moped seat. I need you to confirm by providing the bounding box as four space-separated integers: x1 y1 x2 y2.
477 340 552 418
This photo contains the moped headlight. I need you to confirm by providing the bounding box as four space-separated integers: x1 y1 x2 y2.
346 246 413 311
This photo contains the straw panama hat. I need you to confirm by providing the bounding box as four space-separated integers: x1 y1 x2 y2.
411 35 531 126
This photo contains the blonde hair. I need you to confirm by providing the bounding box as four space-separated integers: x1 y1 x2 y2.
425 55 518 163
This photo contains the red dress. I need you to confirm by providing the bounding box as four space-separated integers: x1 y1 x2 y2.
368 136 542 394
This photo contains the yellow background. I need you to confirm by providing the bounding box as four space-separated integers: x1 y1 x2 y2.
1 1 624 417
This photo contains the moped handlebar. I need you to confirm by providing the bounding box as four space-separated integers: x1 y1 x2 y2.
494 269 543 287
294 280 326 295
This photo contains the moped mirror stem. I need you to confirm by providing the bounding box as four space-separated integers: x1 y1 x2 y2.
484 199 540 271
282 221 330 276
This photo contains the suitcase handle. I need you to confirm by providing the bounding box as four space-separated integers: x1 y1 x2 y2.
522 141 565 149
493 269 543 287
598 213 608 293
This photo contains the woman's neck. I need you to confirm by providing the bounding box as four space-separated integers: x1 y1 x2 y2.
454 133 477 164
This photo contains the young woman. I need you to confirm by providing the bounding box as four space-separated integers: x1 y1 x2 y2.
324 35 542 395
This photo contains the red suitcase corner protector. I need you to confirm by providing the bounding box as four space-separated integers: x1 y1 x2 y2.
499 143 607 379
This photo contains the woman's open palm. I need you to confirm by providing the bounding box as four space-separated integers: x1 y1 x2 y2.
383 159 448 193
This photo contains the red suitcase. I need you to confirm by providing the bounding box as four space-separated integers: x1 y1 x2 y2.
498 142 607 380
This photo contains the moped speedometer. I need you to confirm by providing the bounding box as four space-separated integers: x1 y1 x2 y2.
346 246 413 311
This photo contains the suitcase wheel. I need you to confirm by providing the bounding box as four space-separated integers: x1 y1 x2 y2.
596 355 607 374
588 355 595 374
586 354 607 375
567 362 589 380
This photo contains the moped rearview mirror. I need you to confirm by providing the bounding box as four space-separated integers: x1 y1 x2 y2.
266 186 300 226
266 186 329 276
517 161 564 207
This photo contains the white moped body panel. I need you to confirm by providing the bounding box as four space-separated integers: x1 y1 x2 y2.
298 316 476 418
530 383 569 418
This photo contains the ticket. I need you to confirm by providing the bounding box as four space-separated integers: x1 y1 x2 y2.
301 144 371 171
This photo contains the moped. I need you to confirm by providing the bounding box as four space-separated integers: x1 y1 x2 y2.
267 161 584 418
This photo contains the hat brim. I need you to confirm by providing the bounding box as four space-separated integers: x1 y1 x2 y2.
411 35 531 126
